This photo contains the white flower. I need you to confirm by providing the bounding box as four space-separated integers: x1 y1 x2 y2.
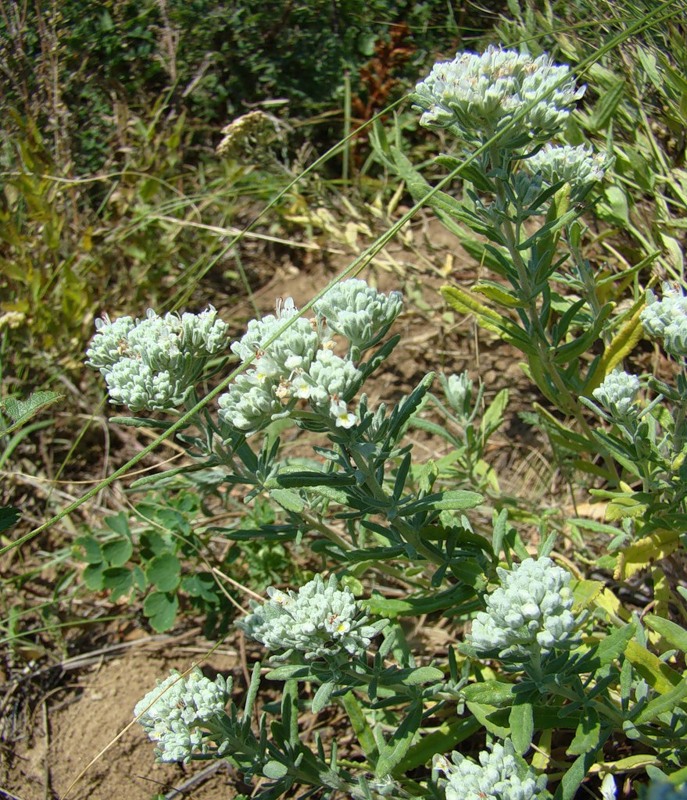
641 283 687 358
239 575 386 661
467 557 581 660
523 144 608 195
434 740 547 800
134 668 228 763
592 370 641 417
414 45 585 147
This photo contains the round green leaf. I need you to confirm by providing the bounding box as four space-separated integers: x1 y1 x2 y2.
146 553 181 592
144 591 178 632
102 537 133 567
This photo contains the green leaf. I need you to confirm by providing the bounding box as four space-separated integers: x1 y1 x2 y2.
182 573 218 603
567 707 601 756
102 537 133 567
75 535 103 565
375 699 422 777
83 562 105 591
634 678 687 725
146 553 181 592
399 489 483 516
398 717 481 772
554 729 612 800
595 622 637 667
462 680 516 707
0 506 20 533
144 591 178 632
510 702 534 755
0 390 63 435
342 692 378 764
403 666 444 685
266 665 312 681
102 566 133 600
104 512 130 537
312 681 336 713
269 488 304 513
263 760 289 779
644 615 687 653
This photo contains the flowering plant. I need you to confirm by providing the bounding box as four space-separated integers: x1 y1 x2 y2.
80 40 687 800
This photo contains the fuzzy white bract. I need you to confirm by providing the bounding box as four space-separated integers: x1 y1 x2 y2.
86 307 229 411
467 557 580 660
523 144 608 196
134 668 228 763
434 740 547 800
641 283 687 358
238 575 385 661
414 45 585 147
592 370 641 417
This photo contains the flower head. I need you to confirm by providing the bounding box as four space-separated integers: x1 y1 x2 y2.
467 557 581 661
86 307 229 411
134 668 228 763
414 45 585 147
313 279 403 351
433 740 547 800
218 281 400 433
238 575 386 661
641 283 687 358
523 144 609 198
592 370 641 418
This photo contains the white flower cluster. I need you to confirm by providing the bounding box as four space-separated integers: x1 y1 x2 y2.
238 574 385 661
524 144 608 196
641 283 687 358
218 280 403 433
87 307 229 411
313 279 403 350
414 45 585 146
468 557 581 660
434 740 547 800
134 668 229 763
592 370 641 417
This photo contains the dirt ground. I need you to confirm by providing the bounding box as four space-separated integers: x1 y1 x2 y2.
2 217 558 800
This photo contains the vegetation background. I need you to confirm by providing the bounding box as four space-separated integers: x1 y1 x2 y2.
1 0 687 798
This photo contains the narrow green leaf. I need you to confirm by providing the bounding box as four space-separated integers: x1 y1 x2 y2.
644 615 687 653
342 691 378 764
567 707 601 756
375 699 422 777
269 488 304 513
312 681 336 713
403 666 444 685
634 679 687 725
510 702 534 755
